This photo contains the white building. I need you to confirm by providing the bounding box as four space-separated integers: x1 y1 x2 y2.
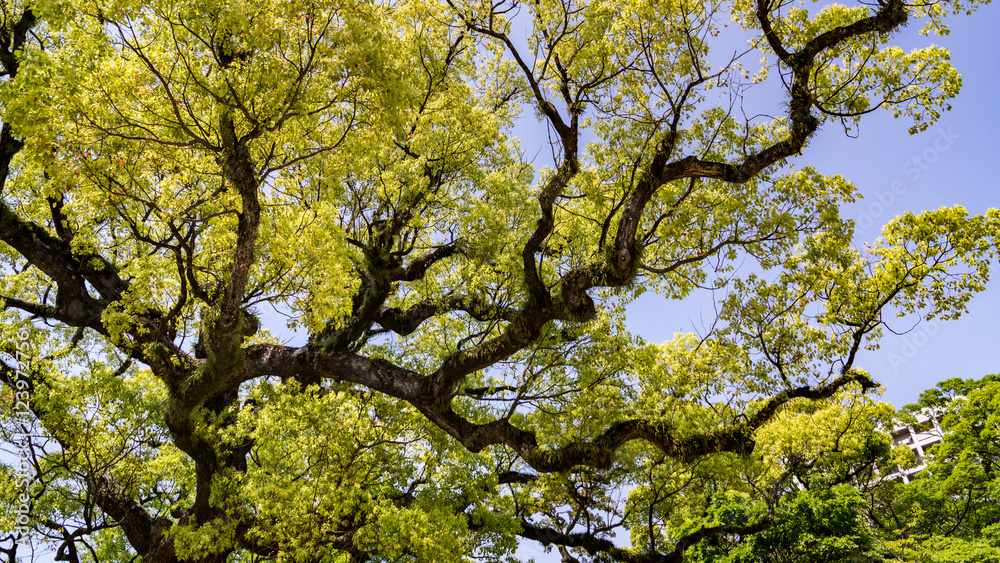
883 410 945 483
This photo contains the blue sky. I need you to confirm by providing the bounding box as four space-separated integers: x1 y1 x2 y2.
623 4 1000 407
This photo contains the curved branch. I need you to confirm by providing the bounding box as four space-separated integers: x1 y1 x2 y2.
88 474 176 562
375 295 514 336
243 344 874 475
607 0 908 278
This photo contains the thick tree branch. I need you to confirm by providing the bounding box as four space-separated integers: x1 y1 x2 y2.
216 114 261 328
607 0 907 278
386 240 466 283
242 344 874 475
375 295 514 336
0 9 35 77
88 474 176 563
518 521 651 563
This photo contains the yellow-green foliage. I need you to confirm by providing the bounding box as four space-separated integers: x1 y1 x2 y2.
0 0 995 561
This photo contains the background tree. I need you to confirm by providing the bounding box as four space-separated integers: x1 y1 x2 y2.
0 0 997 561
863 375 1000 562
681 386 896 563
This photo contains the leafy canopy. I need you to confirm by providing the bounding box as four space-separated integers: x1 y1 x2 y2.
0 0 997 561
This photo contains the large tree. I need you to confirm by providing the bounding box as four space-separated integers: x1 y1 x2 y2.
0 0 997 561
